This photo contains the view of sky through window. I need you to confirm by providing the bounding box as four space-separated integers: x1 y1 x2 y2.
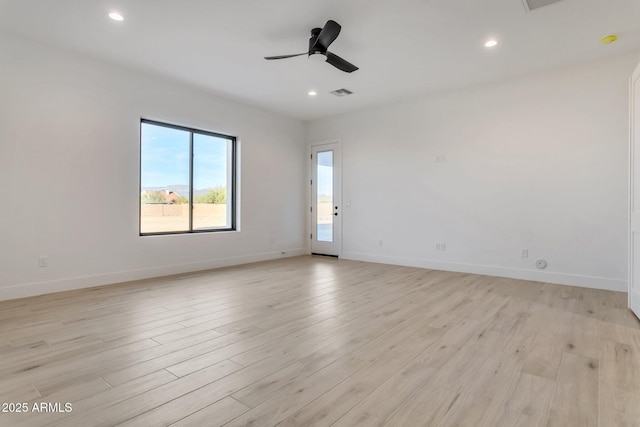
140 123 228 190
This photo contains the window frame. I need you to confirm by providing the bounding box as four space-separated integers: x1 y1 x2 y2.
139 118 237 236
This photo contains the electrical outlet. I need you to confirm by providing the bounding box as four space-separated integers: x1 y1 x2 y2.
378 240 383 247
435 155 447 163
270 237 275 245
521 248 528 258
436 243 447 251
38 255 48 267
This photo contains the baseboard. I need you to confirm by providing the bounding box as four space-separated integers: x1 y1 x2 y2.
2 249 626 301
341 251 627 292
631 288 640 312
0 249 306 301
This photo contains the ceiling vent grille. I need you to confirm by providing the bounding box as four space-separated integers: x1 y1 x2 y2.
330 88 353 97
521 0 564 12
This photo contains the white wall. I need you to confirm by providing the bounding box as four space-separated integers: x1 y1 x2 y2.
0 34 307 300
308 54 640 291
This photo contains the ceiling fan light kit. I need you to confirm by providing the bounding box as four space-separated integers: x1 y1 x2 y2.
265 20 359 73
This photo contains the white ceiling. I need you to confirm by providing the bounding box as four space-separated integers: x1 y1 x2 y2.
1 0 639 120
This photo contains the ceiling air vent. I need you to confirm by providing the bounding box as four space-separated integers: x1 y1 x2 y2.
330 88 353 97
521 0 564 12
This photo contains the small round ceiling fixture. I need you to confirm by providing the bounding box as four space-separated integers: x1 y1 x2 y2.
601 34 618 45
308 90 317 96
109 12 124 21
484 39 498 48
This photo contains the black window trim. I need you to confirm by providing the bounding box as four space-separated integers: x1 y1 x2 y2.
139 118 237 236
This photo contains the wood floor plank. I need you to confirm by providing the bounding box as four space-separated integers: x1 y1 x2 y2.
492 372 556 427
372 381 458 427
436 355 521 427
230 301 436 409
168 397 249 427
119 393 247 427
275 321 443 426
598 387 640 427
600 339 640 395
0 338 160 399
102 325 268 386
565 313 600 359
14 370 177 427
329 362 441 427
546 352 598 427
223 356 370 427
522 319 570 379
66 360 243 427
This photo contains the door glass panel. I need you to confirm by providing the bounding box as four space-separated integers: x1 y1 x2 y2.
316 150 334 242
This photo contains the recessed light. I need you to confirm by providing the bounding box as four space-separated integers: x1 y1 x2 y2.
484 40 498 48
109 12 124 21
308 90 317 96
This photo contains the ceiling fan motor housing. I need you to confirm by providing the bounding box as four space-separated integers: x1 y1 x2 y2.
309 28 324 56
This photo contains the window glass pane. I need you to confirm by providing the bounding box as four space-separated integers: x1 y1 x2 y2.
139 120 236 235
193 134 232 230
316 150 333 242
140 123 190 233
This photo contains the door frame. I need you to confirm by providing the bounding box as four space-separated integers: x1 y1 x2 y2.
629 61 640 319
308 139 342 257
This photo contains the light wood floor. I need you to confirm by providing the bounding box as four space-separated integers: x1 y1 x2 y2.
1 256 639 427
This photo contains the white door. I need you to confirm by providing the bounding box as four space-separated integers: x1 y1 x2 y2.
630 61 640 319
311 142 341 256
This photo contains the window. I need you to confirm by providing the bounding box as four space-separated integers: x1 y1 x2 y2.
139 119 236 235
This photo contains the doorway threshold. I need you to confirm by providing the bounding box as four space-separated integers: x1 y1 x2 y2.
311 253 339 258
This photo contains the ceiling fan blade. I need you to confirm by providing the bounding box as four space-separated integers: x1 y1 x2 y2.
264 53 307 60
314 20 341 51
325 51 358 73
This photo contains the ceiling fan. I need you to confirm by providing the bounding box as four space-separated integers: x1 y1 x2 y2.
264 20 359 73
